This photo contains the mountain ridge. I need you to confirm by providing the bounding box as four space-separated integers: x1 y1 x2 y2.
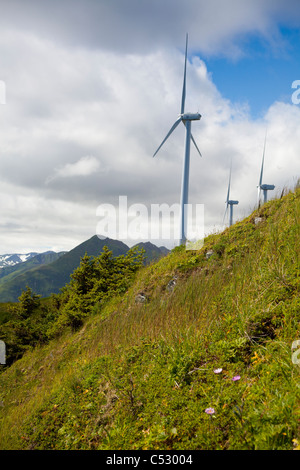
0 237 169 302
0 252 39 269
0 251 66 284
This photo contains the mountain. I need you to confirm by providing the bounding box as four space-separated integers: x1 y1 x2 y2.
131 241 170 264
0 251 66 286
0 237 169 302
0 236 130 302
0 186 299 450
0 252 39 269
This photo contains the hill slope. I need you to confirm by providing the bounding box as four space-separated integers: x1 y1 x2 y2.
0 187 299 450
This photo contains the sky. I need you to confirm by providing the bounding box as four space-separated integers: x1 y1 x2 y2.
0 0 300 253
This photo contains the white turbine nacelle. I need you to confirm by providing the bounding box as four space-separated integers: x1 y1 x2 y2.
180 112 201 121
260 184 275 191
228 200 239 205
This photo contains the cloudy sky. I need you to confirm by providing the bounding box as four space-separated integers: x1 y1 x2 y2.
0 0 300 253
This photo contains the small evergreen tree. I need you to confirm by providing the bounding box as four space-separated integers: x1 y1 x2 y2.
0 287 42 364
16 286 41 319
50 246 145 332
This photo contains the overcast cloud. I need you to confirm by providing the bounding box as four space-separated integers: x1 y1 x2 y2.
0 0 299 252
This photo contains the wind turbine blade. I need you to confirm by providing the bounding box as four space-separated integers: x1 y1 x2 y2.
182 119 202 157
180 33 188 115
259 130 267 187
226 164 231 203
257 186 261 208
153 117 182 157
191 133 202 157
259 152 264 187
222 204 229 226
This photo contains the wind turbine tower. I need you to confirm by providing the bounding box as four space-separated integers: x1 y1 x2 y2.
257 132 275 206
153 34 202 245
224 164 239 227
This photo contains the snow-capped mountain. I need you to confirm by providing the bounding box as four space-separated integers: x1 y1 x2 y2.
0 252 39 269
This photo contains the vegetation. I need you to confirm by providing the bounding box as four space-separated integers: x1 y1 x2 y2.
0 186 299 450
0 238 167 302
0 246 145 365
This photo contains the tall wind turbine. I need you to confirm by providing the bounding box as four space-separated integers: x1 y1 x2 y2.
153 34 202 245
257 132 275 206
223 163 239 227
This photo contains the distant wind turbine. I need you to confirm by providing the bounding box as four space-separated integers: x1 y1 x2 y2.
257 132 275 206
153 34 202 245
223 162 239 227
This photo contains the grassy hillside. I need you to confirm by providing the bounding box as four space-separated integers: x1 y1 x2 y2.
0 187 299 450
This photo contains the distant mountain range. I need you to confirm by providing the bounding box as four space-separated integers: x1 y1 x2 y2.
0 237 169 303
0 252 40 268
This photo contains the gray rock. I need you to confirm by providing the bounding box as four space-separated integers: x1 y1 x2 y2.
135 292 149 304
166 276 177 292
254 217 264 225
205 250 214 259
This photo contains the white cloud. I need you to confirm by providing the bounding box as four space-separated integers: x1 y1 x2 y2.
1 0 299 57
0 1 299 252
46 155 101 182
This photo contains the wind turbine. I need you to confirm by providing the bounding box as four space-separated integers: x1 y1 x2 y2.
153 34 202 245
223 163 239 227
257 132 275 206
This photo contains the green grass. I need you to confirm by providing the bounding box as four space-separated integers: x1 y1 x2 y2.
0 187 299 450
